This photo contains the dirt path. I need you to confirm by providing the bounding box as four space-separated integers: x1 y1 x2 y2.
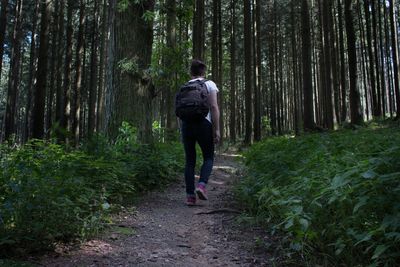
39 154 270 266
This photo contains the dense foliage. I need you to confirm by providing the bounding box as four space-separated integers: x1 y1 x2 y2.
0 123 184 255
237 123 400 266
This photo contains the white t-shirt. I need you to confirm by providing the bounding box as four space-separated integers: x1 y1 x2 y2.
188 78 219 123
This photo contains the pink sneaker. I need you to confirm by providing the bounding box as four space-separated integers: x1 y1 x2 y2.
196 183 208 200
186 195 196 206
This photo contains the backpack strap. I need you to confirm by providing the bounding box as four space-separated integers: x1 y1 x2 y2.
188 79 208 84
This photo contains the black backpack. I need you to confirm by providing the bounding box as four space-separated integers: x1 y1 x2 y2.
175 79 210 122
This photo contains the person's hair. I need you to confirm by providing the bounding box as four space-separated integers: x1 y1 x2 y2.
190 59 206 77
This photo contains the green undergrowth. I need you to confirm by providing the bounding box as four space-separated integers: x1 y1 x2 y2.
236 123 400 266
0 123 184 256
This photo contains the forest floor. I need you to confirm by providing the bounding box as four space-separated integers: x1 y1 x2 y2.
36 153 272 267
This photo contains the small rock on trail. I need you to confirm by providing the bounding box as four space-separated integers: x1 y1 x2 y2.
39 153 271 266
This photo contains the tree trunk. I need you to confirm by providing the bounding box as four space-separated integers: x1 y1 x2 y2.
62 0 74 135
345 0 362 124
105 0 155 143
24 0 40 142
244 0 252 144
88 0 99 138
229 0 236 142
193 0 205 60
165 0 177 140
55 0 65 129
322 0 334 129
364 0 379 117
337 0 347 122
0 0 8 83
217 0 224 144
291 0 299 135
377 0 386 116
32 0 51 139
390 0 400 118
371 0 382 116
253 0 262 141
71 0 85 143
3 0 23 141
46 0 60 138
96 0 108 132
302 0 315 131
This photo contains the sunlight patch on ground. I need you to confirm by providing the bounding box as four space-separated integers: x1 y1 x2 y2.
79 240 115 256
214 165 237 172
219 153 243 159
209 180 225 185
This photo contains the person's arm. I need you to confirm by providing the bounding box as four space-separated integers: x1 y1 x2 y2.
208 90 220 143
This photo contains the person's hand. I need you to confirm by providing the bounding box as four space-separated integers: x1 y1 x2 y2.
214 130 221 144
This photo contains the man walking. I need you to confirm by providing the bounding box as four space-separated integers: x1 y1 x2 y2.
176 60 220 206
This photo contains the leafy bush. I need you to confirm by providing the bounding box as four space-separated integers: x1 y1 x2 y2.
0 123 184 255
237 124 400 266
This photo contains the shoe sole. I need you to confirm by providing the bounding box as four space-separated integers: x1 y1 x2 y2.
186 202 196 206
196 188 208 200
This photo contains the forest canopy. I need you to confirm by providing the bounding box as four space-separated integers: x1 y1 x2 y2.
0 0 400 144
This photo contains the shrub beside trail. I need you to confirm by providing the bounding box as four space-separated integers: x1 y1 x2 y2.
237 124 400 266
0 124 184 255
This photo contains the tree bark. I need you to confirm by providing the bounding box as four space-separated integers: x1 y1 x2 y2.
364 0 380 117
253 0 262 141
71 0 85 143
371 0 382 116
62 0 74 135
165 0 177 140
302 0 315 131
3 0 23 141
88 0 99 138
0 0 8 83
337 0 347 122
345 0 363 124
24 0 40 142
322 0 334 129
96 0 108 132
32 0 51 139
55 0 65 129
193 0 205 60
229 0 236 142
244 0 252 144
105 0 155 143
389 0 400 118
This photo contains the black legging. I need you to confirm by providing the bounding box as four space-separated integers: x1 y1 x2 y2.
181 118 215 195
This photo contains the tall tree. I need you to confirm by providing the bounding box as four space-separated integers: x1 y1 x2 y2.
72 0 85 142
229 0 236 142
322 0 334 129
337 0 347 122
165 0 177 139
244 0 252 144
105 0 155 142
364 0 379 117
96 0 108 132
32 0 51 139
389 0 400 118
193 0 205 60
62 0 74 134
345 0 362 124
0 0 8 82
371 0 382 116
3 0 23 140
88 0 99 138
55 0 65 129
302 0 315 131
24 0 40 141
253 0 262 141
